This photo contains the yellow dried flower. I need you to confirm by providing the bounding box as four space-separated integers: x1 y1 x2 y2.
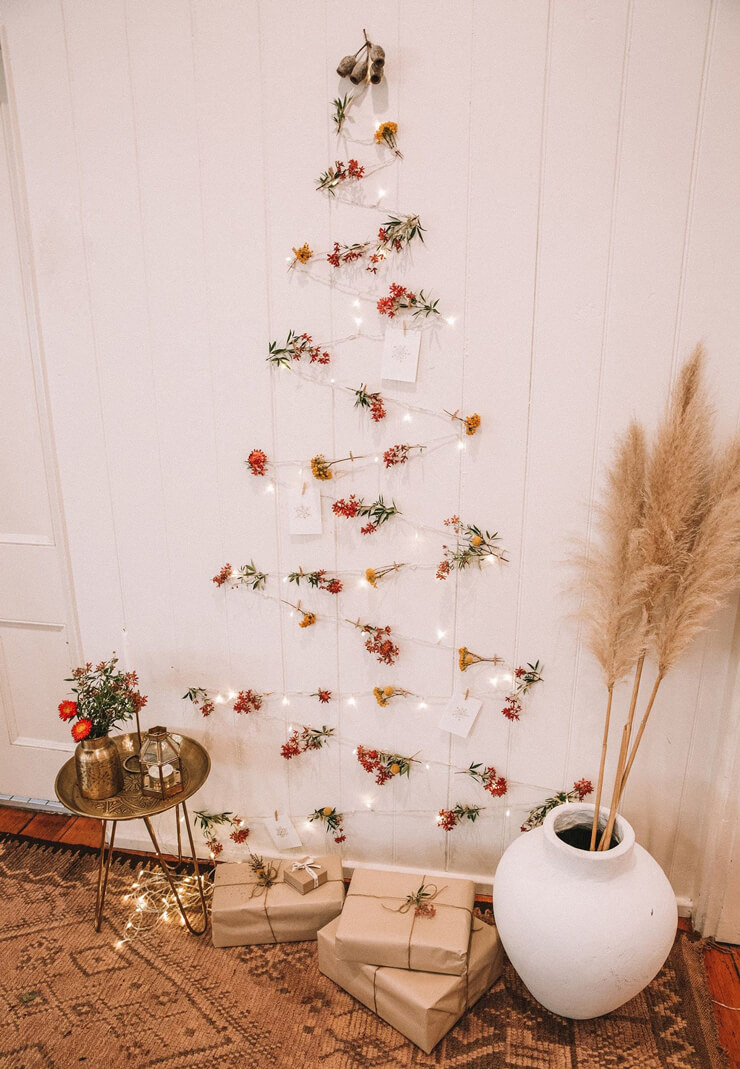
465 413 481 436
373 687 389 707
365 568 377 587
292 243 313 264
471 534 483 547
383 685 394 697
389 762 401 775
322 806 333 817
375 121 398 143
299 612 316 628
311 455 333 481
458 647 475 672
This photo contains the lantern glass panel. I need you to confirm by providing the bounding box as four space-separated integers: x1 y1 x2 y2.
139 726 183 798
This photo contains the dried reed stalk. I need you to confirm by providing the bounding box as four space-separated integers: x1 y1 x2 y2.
576 422 648 848
599 345 716 848
617 433 740 801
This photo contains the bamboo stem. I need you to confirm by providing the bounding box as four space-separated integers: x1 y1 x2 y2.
617 671 664 804
599 653 645 850
589 686 614 850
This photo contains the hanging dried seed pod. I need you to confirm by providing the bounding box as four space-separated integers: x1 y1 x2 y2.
369 44 385 67
369 60 384 85
349 57 368 84
336 54 356 78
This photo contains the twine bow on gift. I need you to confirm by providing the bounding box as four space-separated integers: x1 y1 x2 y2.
247 855 281 899
384 880 446 919
291 856 322 888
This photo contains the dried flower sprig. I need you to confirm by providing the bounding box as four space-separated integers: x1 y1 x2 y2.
377 282 439 319
233 689 265 715
437 516 508 579
327 216 424 274
364 562 407 587
375 121 402 158
267 330 330 368
348 619 400 664
332 494 400 534
336 29 385 86
289 243 313 269
310 452 370 481
183 687 215 718
331 93 354 135
309 805 346 843
445 409 481 436
458 763 508 798
281 725 335 760
395 882 442 920
246 449 269 477
212 561 268 591
316 159 365 195
501 661 543 721
246 850 280 890
311 688 332 703
373 685 416 707
520 779 593 833
458 647 505 673
383 443 425 468
437 804 483 831
282 599 317 628
356 745 419 785
288 568 343 595
194 811 249 857
352 384 386 422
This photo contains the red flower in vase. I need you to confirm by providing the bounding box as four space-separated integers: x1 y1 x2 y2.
58 700 78 722
71 718 93 742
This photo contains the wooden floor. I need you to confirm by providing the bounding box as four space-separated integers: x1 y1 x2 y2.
1 804 738 1067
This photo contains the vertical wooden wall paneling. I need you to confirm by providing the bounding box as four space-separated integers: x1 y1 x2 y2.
1 0 738 898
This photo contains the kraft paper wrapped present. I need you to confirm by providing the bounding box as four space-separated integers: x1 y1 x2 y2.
211 856 344 947
318 915 504 1053
334 868 475 975
283 856 328 895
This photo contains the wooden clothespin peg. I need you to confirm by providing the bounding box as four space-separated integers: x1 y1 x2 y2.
274 810 279 821
465 688 470 701
301 482 306 496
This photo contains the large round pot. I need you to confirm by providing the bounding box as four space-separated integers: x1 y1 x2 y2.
74 735 124 800
493 802 677 1019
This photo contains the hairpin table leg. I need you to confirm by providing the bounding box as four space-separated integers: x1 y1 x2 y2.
143 811 209 936
94 819 117 932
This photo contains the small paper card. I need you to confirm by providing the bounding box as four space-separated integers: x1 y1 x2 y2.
287 482 322 535
265 814 303 850
381 325 422 383
438 694 483 738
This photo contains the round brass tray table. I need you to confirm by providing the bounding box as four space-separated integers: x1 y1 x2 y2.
55 732 210 935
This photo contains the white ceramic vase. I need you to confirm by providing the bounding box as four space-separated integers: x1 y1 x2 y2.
493 802 677 1019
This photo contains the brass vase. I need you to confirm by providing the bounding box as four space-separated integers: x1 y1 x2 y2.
75 736 124 800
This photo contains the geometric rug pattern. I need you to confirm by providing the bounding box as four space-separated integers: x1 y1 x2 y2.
0 834 728 1068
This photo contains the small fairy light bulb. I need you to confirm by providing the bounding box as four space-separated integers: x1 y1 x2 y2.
425 763 431 770
330 377 336 384
437 628 446 640
180 916 186 926
417 701 428 710
215 694 225 704
505 808 511 818
358 578 368 589
304 821 312 830
489 676 498 686
377 188 386 199
265 482 275 494
353 299 361 308
285 255 293 264
352 747 358 756
354 317 363 327
227 689 236 700
347 696 356 707
402 412 412 423
457 440 466 451
162 912 169 922
123 895 129 902
126 922 132 929
282 695 290 706
116 940 124 948
435 814 443 825
282 576 288 583
445 315 456 327
374 456 379 463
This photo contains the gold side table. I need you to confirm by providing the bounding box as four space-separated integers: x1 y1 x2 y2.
55 731 211 936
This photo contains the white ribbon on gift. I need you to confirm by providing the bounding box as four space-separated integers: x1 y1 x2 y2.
291 856 322 888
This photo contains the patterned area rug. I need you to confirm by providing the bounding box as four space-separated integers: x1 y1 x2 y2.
0 834 728 1069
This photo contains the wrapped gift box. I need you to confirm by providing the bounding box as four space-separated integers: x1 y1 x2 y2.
334 868 475 975
211 856 344 947
318 915 504 1053
283 857 328 895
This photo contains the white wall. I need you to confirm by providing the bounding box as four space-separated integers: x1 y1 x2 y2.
1 0 738 903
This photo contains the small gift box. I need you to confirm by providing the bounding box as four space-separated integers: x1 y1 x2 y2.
211 856 344 948
318 915 504 1053
334 868 475 975
283 856 327 895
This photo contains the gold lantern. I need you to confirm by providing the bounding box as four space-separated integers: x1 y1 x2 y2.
139 726 184 799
